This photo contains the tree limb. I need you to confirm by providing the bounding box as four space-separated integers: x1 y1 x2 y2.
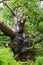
0 21 16 39
3 1 15 16
0 0 15 16
21 46 33 53
30 32 40 38
33 48 43 52
34 37 43 44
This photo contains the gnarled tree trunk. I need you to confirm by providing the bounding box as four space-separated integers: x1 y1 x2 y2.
0 0 43 62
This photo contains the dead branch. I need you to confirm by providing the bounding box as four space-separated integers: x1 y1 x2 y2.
0 22 16 39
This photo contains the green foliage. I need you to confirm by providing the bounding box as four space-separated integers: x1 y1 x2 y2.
0 47 23 65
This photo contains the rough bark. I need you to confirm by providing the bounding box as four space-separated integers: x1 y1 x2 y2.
0 22 16 39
